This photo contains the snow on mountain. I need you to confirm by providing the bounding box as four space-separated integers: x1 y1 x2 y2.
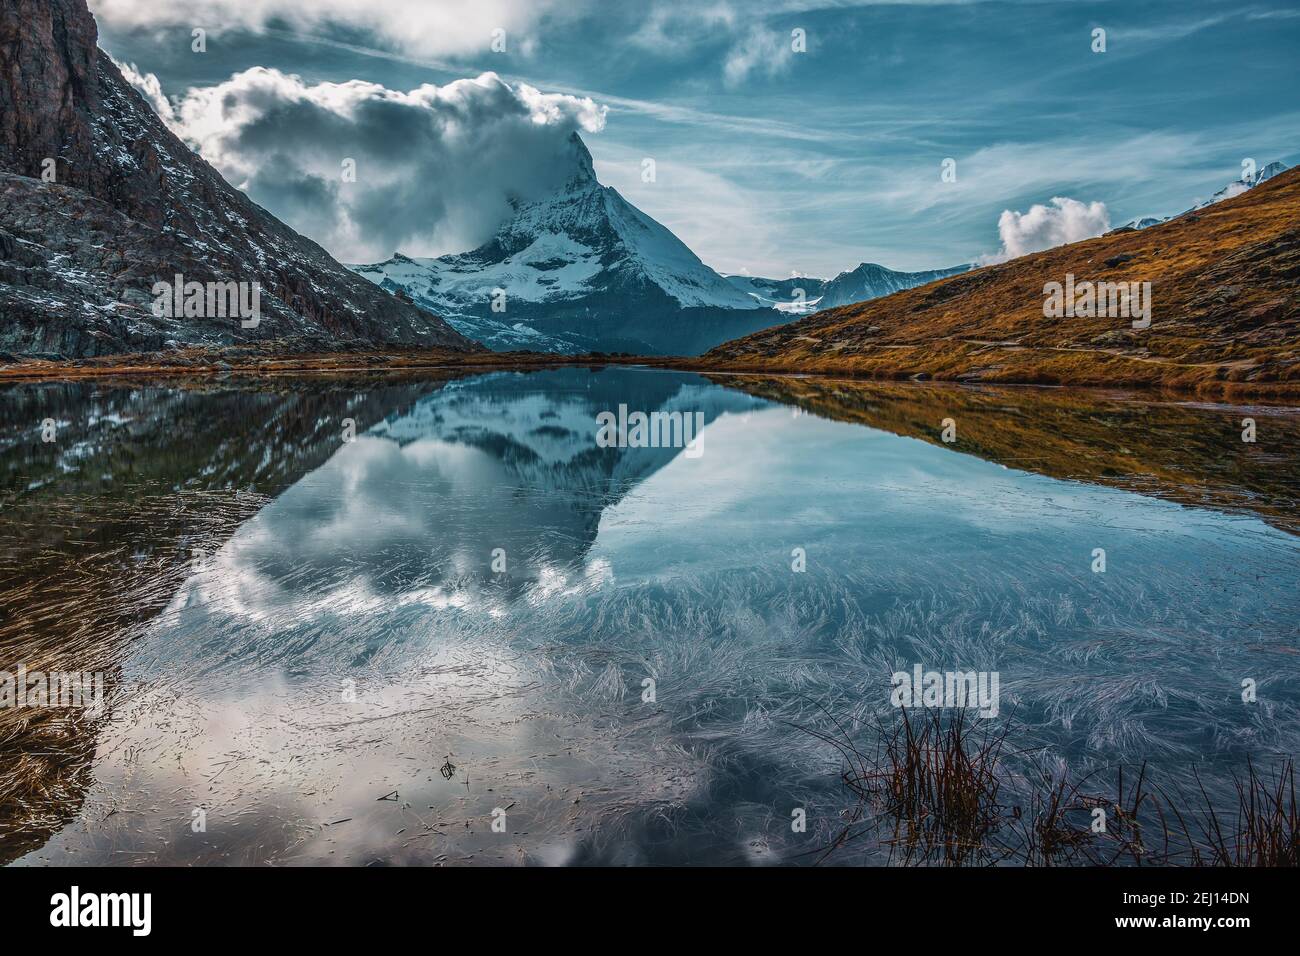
725 262 972 315
1117 160 1291 231
723 274 828 314
1196 160 1289 209
353 135 783 355
1115 216 1168 231
304 367 766 595
815 261 970 311
371 366 763 483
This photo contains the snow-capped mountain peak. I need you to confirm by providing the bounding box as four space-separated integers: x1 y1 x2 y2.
1118 159 1291 231
1251 160 1288 186
815 260 970 311
353 134 772 355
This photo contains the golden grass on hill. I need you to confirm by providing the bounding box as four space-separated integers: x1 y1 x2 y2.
701 167 1300 396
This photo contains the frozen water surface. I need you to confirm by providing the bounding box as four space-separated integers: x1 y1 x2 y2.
1 367 1297 865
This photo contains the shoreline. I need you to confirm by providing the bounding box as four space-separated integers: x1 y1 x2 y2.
677 348 1300 400
2 347 1299 401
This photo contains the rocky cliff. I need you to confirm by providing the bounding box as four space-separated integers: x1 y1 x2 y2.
0 0 479 358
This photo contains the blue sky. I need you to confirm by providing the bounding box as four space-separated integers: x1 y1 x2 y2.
94 0 1299 278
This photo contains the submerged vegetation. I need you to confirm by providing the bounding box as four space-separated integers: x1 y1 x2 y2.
808 706 1299 866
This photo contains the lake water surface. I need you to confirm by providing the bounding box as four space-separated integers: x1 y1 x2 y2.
2 366 1297 865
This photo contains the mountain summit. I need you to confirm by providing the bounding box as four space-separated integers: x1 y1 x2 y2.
724 261 969 315
354 135 783 355
816 261 970 311
1118 160 1291 232
0 0 476 358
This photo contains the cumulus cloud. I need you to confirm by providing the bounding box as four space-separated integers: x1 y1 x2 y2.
164 69 605 263
90 0 569 58
113 58 178 127
982 197 1110 264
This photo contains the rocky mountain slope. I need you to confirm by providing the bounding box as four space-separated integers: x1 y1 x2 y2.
702 166 1300 395
354 135 786 356
0 0 476 358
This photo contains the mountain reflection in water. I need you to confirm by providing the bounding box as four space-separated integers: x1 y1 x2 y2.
1 367 1297 865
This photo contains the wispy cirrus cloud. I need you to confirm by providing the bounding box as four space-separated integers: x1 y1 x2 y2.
94 0 1300 278
849 132 1218 217
1108 14 1237 43
628 2 738 55
626 2 803 87
723 26 799 87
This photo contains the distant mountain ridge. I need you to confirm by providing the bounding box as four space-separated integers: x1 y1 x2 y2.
816 261 971 310
725 261 970 315
723 274 828 314
0 0 476 358
1117 160 1289 231
353 135 783 356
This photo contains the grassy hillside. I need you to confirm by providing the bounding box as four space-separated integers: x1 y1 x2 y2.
701 167 1300 396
